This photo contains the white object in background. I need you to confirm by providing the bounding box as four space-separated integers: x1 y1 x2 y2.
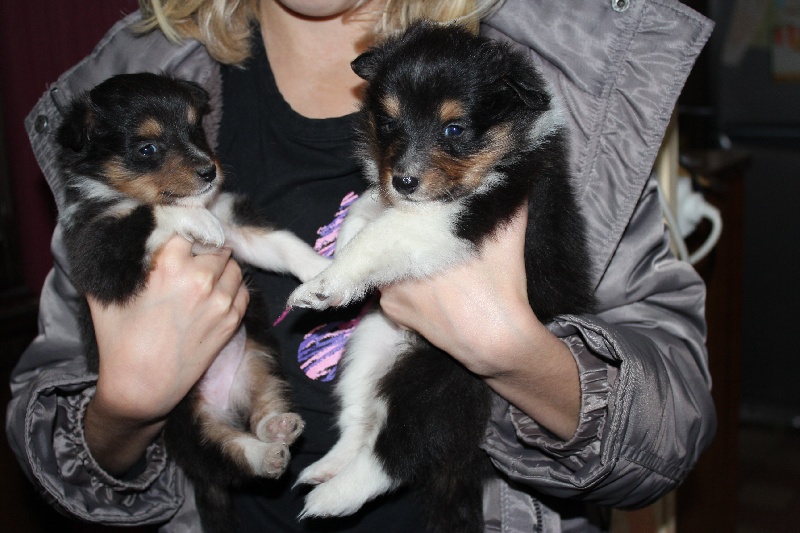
659 176 723 265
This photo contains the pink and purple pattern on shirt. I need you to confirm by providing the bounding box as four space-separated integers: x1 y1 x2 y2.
297 192 370 382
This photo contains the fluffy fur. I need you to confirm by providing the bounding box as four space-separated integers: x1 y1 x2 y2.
288 22 596 532
56 73 330 533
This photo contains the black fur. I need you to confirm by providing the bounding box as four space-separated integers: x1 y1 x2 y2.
355 22 595 532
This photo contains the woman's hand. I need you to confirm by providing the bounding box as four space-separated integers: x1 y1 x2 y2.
84 235 249 475
379 207 581 440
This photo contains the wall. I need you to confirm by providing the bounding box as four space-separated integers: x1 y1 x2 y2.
709 0 800 418
0 0 139 293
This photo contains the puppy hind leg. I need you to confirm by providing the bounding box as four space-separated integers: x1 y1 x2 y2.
375 338 494 532
195 404 291 478
195 335 299 479
296 312 403 487
234 340 305 446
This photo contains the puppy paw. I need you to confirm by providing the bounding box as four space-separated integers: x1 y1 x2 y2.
287 275 355 310
183 210 225 248
297 450 396 518
300 482 363 519
295 453 348 487
233 437 291 478
256 442 291 478
255 413 304 445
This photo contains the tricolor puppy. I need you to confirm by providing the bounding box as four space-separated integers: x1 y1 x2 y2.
56 73 329 533
289 22 596 532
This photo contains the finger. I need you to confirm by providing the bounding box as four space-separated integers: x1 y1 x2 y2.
215 257 244 297
188 245 234 282
232 283 250 318
154 234 195 264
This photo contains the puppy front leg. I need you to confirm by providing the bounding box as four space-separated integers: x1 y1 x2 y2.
224 226 330 282
336 188 384 250
209 192 330 281
148 204 226 259
288 204 473 310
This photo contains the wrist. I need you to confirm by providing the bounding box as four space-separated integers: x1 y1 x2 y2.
477 312 582 441
85 391 166 476
465 304 551 379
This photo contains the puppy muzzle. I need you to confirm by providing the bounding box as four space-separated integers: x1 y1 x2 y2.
392 175 420 195
197 164 217 183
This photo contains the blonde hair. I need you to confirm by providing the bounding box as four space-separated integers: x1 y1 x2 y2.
372 0 501 35
135 0 504 65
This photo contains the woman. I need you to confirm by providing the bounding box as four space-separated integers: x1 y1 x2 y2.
7 0 716 531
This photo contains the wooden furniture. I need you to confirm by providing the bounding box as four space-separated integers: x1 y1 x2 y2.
675 149 749 533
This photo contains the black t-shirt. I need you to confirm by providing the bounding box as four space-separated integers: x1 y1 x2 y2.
216 35 425 532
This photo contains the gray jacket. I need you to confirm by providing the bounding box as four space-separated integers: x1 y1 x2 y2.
6 1 715 532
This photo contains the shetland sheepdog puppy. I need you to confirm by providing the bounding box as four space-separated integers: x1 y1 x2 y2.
56 73 330 533
288 22 596 532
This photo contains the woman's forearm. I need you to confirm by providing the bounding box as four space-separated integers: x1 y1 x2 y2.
84 395 166 476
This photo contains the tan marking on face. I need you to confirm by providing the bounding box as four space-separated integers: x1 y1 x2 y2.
378 174 396 206
137 118 163 139
377 142 401 206
187 106 198 125
103 155 214 205
412 124 513 200
439 100 464 124
382 95 401 118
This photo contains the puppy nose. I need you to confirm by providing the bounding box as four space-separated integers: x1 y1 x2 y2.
197 164 217 183
392 175 419 195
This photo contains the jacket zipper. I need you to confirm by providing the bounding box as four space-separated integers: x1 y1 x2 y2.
533 498 543 533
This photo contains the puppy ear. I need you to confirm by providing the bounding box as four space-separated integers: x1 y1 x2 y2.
56 96 94 152
351 50 379 81
176 79 211 115
478 39 550 111
502 76 550 110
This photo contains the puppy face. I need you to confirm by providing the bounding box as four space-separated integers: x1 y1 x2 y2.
352 22 556 206
57 73 220 207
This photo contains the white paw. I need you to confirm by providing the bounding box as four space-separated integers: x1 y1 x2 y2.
254 413 304 445
295 449 354 487
300 479 364 518
183 210 225 248
287 274 356 310
298 450 396 519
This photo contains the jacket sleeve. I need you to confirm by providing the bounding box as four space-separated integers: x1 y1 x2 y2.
483 174 716 508
481 0 716 509
4 225 188 526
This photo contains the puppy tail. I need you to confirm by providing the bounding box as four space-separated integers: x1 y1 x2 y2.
194 478 236 533
419 457 494 533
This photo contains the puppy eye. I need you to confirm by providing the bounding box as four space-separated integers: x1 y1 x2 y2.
443 124 464 138
139 143 158 156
